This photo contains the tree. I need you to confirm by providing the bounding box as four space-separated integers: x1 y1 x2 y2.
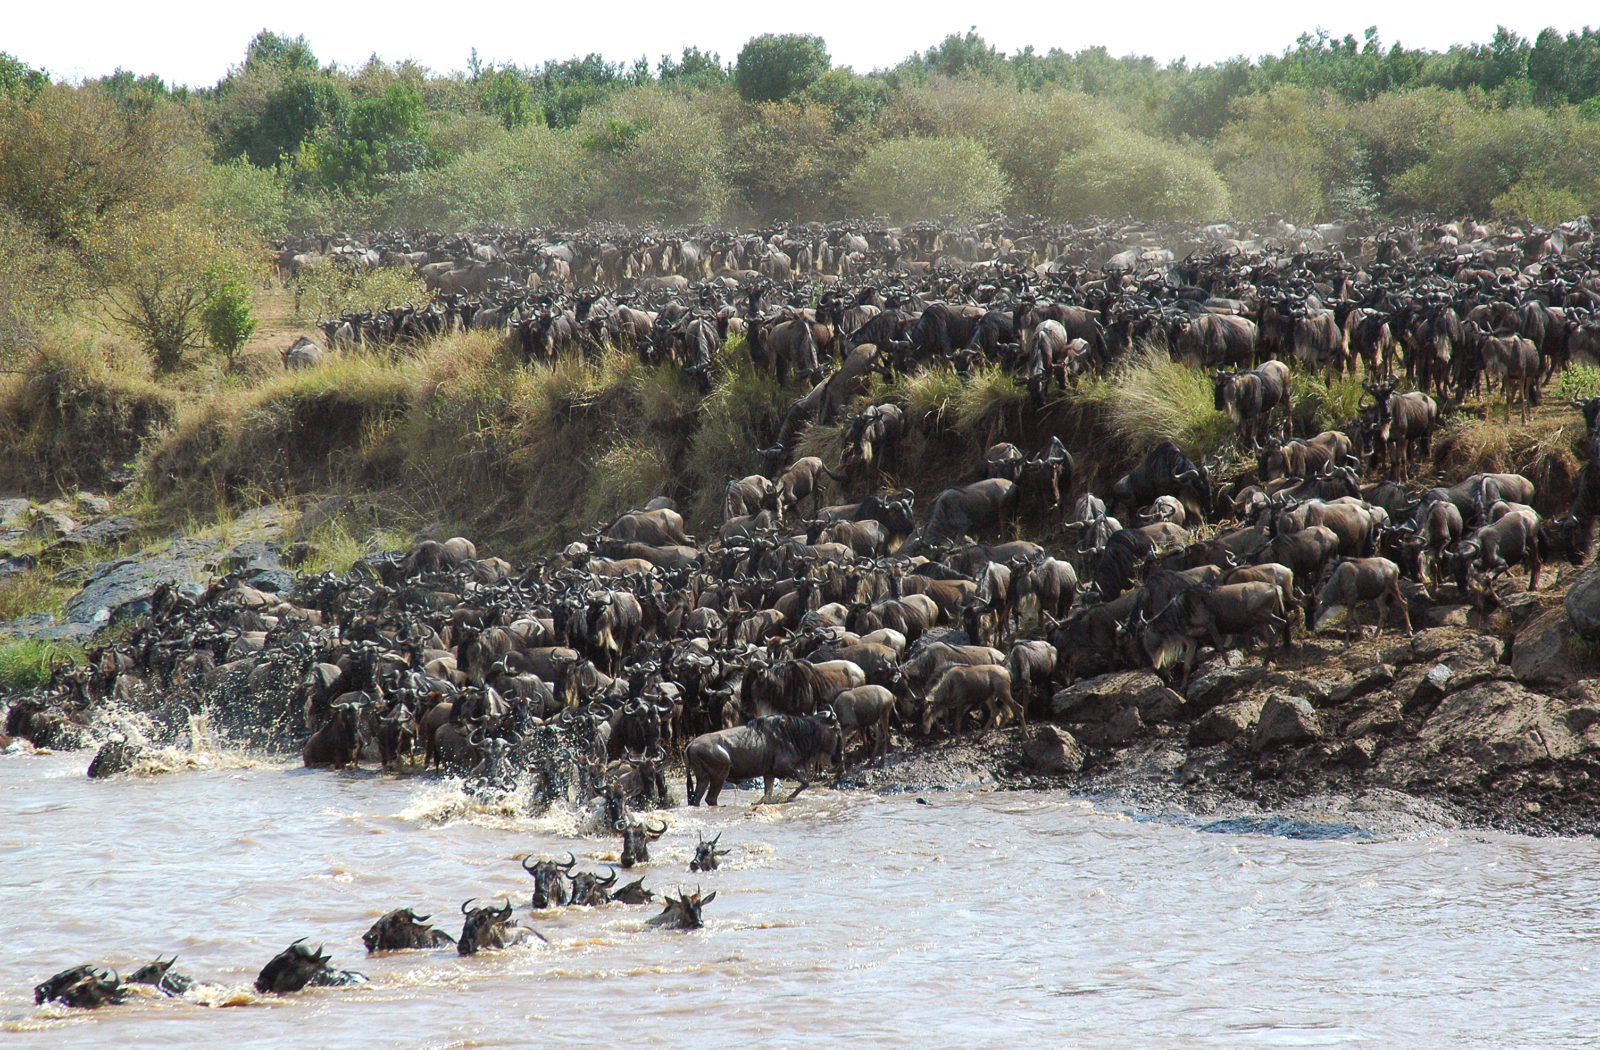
731 101 867 220
579 89 729 223
89 211 238 373
842 136 1005 222
1053 131 1230 222
201 266 257 372
734 34 830 103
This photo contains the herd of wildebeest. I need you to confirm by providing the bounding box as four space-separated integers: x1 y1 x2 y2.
20 212 1600 1010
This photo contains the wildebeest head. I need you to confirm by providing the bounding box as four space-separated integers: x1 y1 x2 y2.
35 965 127 1009
610 876 656 905
255 939 364 993
457 898 524 955
522 852 576 910
127 955 193 996
690 831 726 872
618 817 669 868
648 888 716 930
362 908 456 952
568 865 620 906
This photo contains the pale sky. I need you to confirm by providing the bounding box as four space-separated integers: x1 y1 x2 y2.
7 0 1598 86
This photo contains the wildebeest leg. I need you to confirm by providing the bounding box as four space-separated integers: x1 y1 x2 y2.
784 774 811 802
758 774 776 804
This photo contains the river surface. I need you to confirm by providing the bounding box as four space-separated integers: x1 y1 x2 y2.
2 750 1597 1049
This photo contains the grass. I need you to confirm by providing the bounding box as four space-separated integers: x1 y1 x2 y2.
0 638 81 690
1079 346 1236 462
0 573 73 622
1555 365 1600 403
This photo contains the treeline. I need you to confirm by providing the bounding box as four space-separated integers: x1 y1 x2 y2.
6 26 1600 238
4 26 1600 370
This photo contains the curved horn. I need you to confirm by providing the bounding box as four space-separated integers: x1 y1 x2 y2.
560 851 578 869
461 897 479 915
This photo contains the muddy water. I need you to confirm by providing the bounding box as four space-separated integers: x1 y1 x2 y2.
2 752 1597 1049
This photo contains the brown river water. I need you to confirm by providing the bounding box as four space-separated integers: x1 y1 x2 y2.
2 748 1598 1049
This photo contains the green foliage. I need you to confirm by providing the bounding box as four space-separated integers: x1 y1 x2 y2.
735 34 831 103
0 638 81 690
843 135 1005 222
1053 130 1229 222
1555 366 1600 402
578 89 729 223
199 157 287 237
215 65 348 168
802 70 887 128
0 52 48 95
1079 348 1235 462
201 268 257 370
1215 86 1360 222
294 264 427 322
732 101 865 220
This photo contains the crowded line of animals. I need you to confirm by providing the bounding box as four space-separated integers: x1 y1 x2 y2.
20 214 1600 1008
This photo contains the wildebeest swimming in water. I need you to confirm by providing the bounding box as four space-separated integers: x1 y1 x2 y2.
457 898 547 955
362 909 458 952
647 888 715 930
127 955 195 996
35 965 127 1008
690 831 726 872
255 939 368 993
618 816 668 868
522 852 576 909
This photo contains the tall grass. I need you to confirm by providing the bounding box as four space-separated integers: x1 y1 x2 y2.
1080 347 1234 460
0 638 80 690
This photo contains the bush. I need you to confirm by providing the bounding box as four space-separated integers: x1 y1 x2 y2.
1053 131 1230 222
579 89 730 223
0 639 80 690
294 263 428 322
735 34 830 103
842 135 1005 222
201 269 257 371
1556 366 1600 401
1079 347 1235 462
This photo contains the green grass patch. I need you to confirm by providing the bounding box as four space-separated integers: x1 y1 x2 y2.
0 638 81 690
1555 365 1600 402
1080 346 1235 461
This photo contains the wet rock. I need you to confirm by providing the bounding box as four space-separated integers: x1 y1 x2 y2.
1022 725 1084 775
1511 608 1587 687
1252 695 1322 751
1335 737 1380 768
60 537 220 631
245 568 296 594
1262 671 1332 705
1392 681 1599 784
1188 699 1263 746
0 553 36 581
1565 563 1600 639
1070 705 1145 749
1409 627 1503 665
1184 664 1264 713
220 540 282 573
87 738 142 778
1052 671 1169 724
1404 664 1455 717
29 508 76 540
1136 684 1186 725
1329 664 1396 705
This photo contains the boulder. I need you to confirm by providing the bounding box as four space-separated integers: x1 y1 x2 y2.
1346 696 1403 739
1070 705 1145 749
1511 608 1588 687
1188 699 1264 746
1328 664 1396 706
28 508 76 540
1184 663 1264 713
0 498 31 528
290 496 352 543
1022 725 1085 775
42 516 139 562
1424 604 1472 628
1252 695 1323 751
1399 680 1600 782
1566 563 1600 639
1051 671 1169 724
74 494 113 517
1408 627 1503 665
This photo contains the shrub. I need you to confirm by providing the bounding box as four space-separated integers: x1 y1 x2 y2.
734 34 830 103
294 263 428 322
843 135 1005 222
1079 347 1235 461
1053 131 1230 222
0 639 80 690
1556 366 1600 402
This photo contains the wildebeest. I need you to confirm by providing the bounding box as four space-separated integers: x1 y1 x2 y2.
684 715 842 806
618 817 668 869
829 683 896 763
35 965 127 1009
646 888 715 930
127 956 194 997
921 479 1018 543
567 866 620 907
457 899 543 954
1141 582 1290 686
1214 360 1291 447
1314 558 1411 640
255 940 367 993
1448 507 1543 606
1361 385 1437 481
302 701 371 769
921 663 1023 737
523 853 576 909
363 909 457 952
690 832 726 872
1111 440 1211 523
